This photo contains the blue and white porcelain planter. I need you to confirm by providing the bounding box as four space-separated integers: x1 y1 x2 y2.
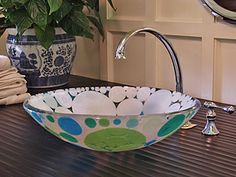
6 28 76 88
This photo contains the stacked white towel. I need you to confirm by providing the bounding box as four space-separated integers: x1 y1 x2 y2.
0 55 30 105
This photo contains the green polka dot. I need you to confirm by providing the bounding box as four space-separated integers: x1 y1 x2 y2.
84 128 146 152
157 114 185 137
99 119 109 127
126 118 139 128
46 115 55 123
85 118 97 128
60 132 78 143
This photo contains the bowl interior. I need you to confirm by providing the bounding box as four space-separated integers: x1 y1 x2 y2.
27 86 197 116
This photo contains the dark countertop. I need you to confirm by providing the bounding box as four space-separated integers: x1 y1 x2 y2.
1 75 236 177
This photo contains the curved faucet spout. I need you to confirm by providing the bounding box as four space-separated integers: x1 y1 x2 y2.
115 27 183 93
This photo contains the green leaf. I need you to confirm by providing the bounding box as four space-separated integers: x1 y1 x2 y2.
0 17 12 36
26 0 48 30
52 0 73 22
0 0 29 8
61 22 93 39
0 17 8 27
60 11 93 39
71 10 91 33
9 9 33 35
35 25 55 49
47 0 63 15
86 0 96 9
107 0 116 11
87 12 104 39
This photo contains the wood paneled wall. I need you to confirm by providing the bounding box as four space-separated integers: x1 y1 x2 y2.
100 0 236 105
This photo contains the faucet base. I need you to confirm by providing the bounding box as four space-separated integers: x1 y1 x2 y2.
202 120 219 135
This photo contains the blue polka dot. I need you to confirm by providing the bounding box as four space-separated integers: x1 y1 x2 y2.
113 118 121 125
31 112 42 124
126 118 139 128
58 117 82 135
144 140 156 147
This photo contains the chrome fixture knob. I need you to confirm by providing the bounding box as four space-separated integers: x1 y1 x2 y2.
202 101 235 135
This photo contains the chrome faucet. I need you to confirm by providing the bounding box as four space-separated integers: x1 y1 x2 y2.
115 27 183 93
115 27 196 129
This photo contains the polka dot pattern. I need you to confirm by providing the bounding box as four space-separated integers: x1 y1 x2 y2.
69 88 77 97
55 107 72 114
137 87 151 101
99 119 109 127
84 128 146 152
72 91 116 115
113 118 121 125
145 140 156 147
125 87 137 98
46 115 55 123
85 118 97 128
43 94 58 109
54 90 73 108
25 86 200 152
117 98 143 116
60 132 78 143
157 114 185 137
99 87 107 94
29 86 197 117
31 112 43 124
126 118 139 128
58 117 82 135
109 86 126 103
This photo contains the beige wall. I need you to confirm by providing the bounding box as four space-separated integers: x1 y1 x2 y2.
2 1 236 105
0 31 100 79
71 35 100 79
101 0 236 105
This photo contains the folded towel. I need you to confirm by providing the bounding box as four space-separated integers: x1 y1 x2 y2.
0 68 26 89
0 67 24 79
0 93 30 105
0 55 11 71
0 56 30 105
0 84 27 99
0 67 27 98
0 77 26 89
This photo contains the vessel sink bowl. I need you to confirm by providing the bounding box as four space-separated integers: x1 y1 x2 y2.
23 86 201 152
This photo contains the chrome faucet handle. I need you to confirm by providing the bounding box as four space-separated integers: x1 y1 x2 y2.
202 101 235 135
204 102 235 114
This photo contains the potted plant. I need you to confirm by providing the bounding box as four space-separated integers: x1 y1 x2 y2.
0 0 115 88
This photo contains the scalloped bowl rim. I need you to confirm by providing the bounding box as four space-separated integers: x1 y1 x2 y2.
23 86 201 118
